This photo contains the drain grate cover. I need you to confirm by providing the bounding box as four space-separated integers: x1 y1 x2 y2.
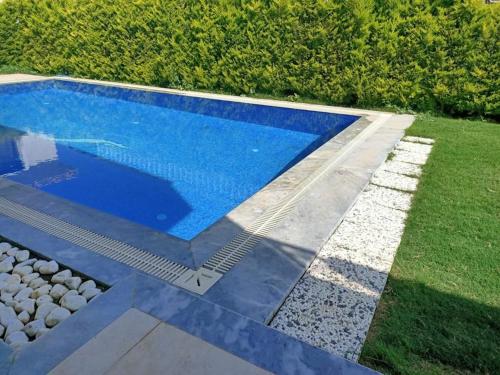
0 197 190 283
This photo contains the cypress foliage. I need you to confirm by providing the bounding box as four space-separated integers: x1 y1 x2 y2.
0 0 498 116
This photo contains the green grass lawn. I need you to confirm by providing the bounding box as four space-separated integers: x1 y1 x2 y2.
360 115 500 374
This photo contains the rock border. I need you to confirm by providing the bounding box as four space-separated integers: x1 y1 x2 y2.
270 136 434 361
0 239 106 349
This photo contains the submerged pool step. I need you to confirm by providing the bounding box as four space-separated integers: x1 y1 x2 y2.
0 197 190 283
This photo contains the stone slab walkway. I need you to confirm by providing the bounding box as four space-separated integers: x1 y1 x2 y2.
50 308 272 375
270 136 434 361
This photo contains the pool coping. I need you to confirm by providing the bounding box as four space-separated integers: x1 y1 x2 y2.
0 74 414 323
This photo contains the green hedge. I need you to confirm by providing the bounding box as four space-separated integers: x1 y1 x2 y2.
0 0 498 116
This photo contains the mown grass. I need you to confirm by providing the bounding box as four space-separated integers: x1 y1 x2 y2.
360 115 500 374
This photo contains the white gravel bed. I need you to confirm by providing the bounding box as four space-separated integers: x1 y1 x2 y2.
0 241 104 349
392 149 429 165
358 184 413 211
396 141 433 155
270 136 434 361
371 169 419 192
382 160 422 177
402 136 434 145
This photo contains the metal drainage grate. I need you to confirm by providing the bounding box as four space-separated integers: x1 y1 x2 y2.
0 197 190 283
202 195 301 274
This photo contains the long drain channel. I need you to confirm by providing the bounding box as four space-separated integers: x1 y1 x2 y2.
0 197 190 283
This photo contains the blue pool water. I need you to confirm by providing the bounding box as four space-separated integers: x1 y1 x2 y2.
0 80 358 240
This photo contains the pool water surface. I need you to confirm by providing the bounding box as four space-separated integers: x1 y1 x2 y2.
0 80 358 240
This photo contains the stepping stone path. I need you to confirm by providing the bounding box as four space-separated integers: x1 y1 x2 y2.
270 136 434 361
0 241 104 349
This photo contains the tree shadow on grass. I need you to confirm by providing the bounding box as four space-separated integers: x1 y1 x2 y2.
360 276 500 374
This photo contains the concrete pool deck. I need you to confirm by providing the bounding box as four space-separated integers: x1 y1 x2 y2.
0 74 416 373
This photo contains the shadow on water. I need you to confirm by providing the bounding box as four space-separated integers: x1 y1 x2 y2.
0 124 193 236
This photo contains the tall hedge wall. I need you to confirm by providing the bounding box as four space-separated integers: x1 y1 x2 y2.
0 0 498 116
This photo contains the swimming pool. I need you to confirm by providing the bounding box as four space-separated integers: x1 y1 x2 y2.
0 79 358 240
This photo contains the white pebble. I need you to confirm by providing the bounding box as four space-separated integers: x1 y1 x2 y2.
23 319 46 337
18 258 37 267
22 273 40 284
31 284 52 299
6 247 18 257
0 305 17 326
61 294 87 312
50 284 69 301
39 260 59 275
78 280 96 293
0 291 14 304
35 302 58 321
0 260 13 273
82 287 101 301
45 307 71 327
29 277 48 289
15 298 35 314
6 331 29 348
5 318 24 336
0 273 10 282
6 274 21 284
36 295 53 306
17 310 30 324
64 277 82 290
0 242 12 253
12 265 33 277
14 287 33 302
14 250 30 263
33 260 47 272
51 269 72 284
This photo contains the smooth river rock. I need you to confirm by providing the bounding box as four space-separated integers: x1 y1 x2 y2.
24 319 46 337
0 260 13 273
5 318 24 336
0 242 12 253
15 298 36 314
6 331 29 347
39 261 59 275
51 270 72 284
61 294 87 312
14 287 33 302
31 284 52 299
29 277 48 289
22 272 40 284
78 280 96 293
12 265 33 277
45 307 71 327
50 284 69 301
34 302 58 321
64 277 82 290
18 310 30 324
14 250 30 263
82 287 101 301
0 305 18 326
36 294 53 306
